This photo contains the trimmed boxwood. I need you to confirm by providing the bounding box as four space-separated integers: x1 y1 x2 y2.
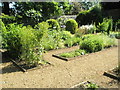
46 19 60 30
65 19 78 34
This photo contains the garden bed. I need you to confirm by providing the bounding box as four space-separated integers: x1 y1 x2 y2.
10 59 52 72
52 46 116 61
103 67 120 81
52 53 86 61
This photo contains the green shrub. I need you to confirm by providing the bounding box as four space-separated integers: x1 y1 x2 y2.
34 22 49 41
65 19 78 34
19 26 44 65
64 36 81 47
97 18 113 34
61 31 73 40
76 4 102 26
46 19 60 30
80 38 103 53
2 22 48 65
2 23 22 58
80 34 117 53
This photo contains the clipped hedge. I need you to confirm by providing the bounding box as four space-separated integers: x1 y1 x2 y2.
46 19 60 30
65 19 78 34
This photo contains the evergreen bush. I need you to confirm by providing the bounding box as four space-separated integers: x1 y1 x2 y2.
65 19 78 34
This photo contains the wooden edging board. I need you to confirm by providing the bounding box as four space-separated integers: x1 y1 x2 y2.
52 46 118 61
52 53 88 61
103 71 120 81
11 59 52 72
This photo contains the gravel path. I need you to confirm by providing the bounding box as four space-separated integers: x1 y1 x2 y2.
1 46 119 88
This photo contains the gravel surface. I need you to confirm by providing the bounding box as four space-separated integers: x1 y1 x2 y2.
1 46 119 88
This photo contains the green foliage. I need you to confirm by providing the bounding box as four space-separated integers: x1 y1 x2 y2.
34 22 49 41
59 49 86 58
80 34 117 53
2 22 48 65
87 82 99 89
110 32 120 39
76 4 102 26
64 36 81 47
61 31 73 40
13 2 73 26
97 18 113 34
19 26 44 65
0 13 16 25
65 19 78 34
46 19 60 30
2 23 22 58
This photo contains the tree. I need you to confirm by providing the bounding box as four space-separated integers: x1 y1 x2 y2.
12 2 72 26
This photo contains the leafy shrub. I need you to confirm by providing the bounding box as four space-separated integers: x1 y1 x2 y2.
2 23 22 58
19 26 44 65
46 19 60 30
76 4 103 26
65 19 78 34
80 34 117 53
34 22 49 41
80 38 103 53
59 49 86 58
61 31 73 40
64 36 81 47
97 18 113 34
2 22 48 65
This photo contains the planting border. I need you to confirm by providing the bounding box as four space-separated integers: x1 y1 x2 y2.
103 68 120 81
52 46 117 61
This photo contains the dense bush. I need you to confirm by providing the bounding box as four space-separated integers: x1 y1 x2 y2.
2 22 50 65
34 22 49 41
46 19 60 30
65 19 78 34
80 34 117 53
61 31 73 40
76 4 103 26
64 36 81 47
2 23 22 58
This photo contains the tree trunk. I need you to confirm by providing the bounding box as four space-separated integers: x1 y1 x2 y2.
2 2 10 15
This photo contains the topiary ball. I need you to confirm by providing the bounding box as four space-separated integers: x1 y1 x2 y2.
65 19 78 34
46 19 60 30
